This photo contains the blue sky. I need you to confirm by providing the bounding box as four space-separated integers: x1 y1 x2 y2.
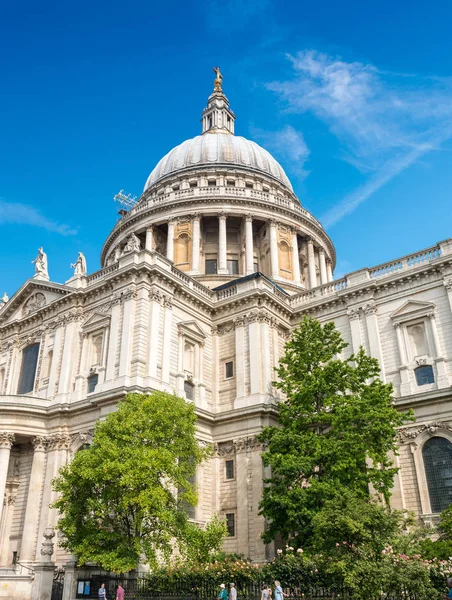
1 0 452 293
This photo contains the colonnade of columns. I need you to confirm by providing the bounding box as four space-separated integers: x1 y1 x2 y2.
0 432 70 566
143 214 333 288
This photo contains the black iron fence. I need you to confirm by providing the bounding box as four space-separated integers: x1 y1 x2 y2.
75 574 426 600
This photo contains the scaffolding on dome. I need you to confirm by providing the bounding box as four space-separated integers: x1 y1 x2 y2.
114 190 138 214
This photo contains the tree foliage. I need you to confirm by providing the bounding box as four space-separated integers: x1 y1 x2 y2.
259 316 413 547
53 391 225 571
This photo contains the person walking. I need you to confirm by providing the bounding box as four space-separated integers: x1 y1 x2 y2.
116 583 125 600
98 583 107 600
229 582 237 600
274 581 287 600
218 583 228 600
261 584 272 600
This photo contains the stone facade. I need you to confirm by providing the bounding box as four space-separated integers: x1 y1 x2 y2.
0 75 452 597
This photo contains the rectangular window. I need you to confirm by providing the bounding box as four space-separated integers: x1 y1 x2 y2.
227 260 239 275
245 182 254 189
205 259 217 274
226 513 235 537
225 459 235 480
225 361 234 379
189 181 198 188
184 380 195 400
208 179 217 186
17 343 40 394
253 262 259 273
87 374 98 394
227 179 235 186
415 365 435 386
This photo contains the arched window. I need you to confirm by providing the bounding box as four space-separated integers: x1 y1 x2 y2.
279 241 291 277
423 437 452 513
17 343 40 394
175 233 190 267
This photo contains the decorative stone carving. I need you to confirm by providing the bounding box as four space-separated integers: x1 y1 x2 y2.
0 432 15 449
33 436 48 452
70 252 87 277
363 302 377 316
215 441 235 456
234 316 245 328
47 433 71 451
24 293 46 316
122 233 141 254
397 421 452 443
347 307 360 321
32 247 49 280
444 277 452 292
40 527 55 559
1 293 8 304
214 436 265 456
415 357 428 366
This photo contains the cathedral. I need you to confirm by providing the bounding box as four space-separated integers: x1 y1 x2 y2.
0 69 452 598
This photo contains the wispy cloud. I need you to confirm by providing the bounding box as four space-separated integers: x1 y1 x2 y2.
0 200 77 236
252 125 310 179
267 50 452 226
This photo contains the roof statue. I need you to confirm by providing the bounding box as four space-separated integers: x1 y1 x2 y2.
32 247 49 281
70 252 87 277
0 292 8 304
213 66 223 92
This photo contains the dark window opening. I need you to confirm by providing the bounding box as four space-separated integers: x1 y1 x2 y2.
208 179 216 187
245 182 253 189
17 343 40 394
209 117 213 128
225 361 234 379
189 181 198 188
205 259 217 275
87 374 98 394
423 437 452 513
415 365 435 386
253 262 259 273
227 179 236 186
184 380 195 400
172 184 180 191
227 260 239 275
225 459 234 480
226 513 235 536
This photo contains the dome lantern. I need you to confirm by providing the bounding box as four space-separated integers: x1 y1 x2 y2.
201 67 235 135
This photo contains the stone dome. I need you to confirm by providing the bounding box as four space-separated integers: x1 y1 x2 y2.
143 133 293 193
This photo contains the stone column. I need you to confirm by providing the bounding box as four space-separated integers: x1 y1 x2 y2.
269 220 279 279
291 231 301 284
395 323 411 396
248 314 261 396
245 216 254 275
235 443 249 557
307 238 317 289
147 290 162 380
0 433 14 527
118 290 137 380
319 248 328 285
326 259 333 282
428 313 450 389
234 317 246 402
218 213 228 274
363 302 385 381
57 318 79 397
161 297 173 385
145 226 154 252
105 299 121 381
347 307 362 354
166 219 175 261
0 480 19 565
191 214 201 274
20 436 48 563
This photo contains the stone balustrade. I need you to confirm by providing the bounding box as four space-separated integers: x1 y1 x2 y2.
370 244 443 280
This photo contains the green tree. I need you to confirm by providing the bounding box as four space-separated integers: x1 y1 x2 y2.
53 391 225 571
259 316 413 548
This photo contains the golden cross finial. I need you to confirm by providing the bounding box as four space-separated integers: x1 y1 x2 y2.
213 66 223 92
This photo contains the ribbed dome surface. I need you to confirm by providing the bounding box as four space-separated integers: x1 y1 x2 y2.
144 133 293 192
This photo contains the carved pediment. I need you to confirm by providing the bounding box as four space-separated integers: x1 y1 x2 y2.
177 320 207 343
0 280 72 325
390 300 435 323
82 312 111 333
